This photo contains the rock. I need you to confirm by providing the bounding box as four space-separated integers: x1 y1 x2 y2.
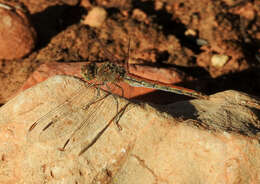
184 29 197 37
0 75 259 183
132 8 148 24
211 54 229 67
82 6 107 28
0 2 36 60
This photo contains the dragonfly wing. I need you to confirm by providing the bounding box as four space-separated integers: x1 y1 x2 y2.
27 83 122 153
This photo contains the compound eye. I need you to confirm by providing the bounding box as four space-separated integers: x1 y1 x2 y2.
81 63 97 80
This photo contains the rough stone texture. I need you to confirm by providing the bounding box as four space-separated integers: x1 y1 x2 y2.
0 1 36 59
0 75 259 183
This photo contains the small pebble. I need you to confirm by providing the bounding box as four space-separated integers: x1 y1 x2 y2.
132 8 148 23
81 7 107 28
184 29 197 37
154 1 164 11
256 52 260 63
196 38 208 46
0 2 36 60
211 54 229 67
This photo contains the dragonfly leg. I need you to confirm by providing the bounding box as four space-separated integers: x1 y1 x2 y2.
105 83 124 131
113 82 124 97
78 103 130 156
82 82 105 110
96 83 104 97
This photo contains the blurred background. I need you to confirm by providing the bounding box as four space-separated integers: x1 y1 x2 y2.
0 0 259 104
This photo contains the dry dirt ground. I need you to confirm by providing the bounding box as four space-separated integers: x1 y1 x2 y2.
0 0 259 104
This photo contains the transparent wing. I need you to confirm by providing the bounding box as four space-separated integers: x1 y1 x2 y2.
28 86 85 132
27 83 123 154
27 84 107 143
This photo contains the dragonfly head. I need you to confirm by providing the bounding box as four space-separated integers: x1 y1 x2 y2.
81 62 98 81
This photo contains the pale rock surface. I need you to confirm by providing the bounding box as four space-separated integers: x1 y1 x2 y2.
82 7 107 28
0 75 259 183
211 54 229 67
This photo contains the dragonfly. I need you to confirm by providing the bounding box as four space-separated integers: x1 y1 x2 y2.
28 28 208 155
81 29 209 100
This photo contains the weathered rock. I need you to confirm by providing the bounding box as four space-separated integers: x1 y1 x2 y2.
0 75 259 183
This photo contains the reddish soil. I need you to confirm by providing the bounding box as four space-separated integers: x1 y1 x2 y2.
0 0 259 104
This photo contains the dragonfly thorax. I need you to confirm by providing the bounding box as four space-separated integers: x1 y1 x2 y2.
81 62 126 83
